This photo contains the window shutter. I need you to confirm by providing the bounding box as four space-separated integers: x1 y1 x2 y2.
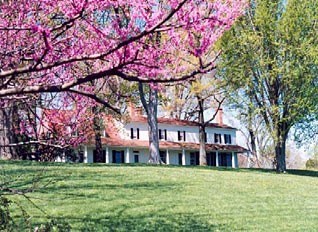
159 129 162 140
219 134 222 144
183 131 186 141
224 134 227 144
164 129 167 140
204 132 207 143
229 135 232 144
130 128 134 139
178 131 181 141
137 128 140 139
121 151 125 163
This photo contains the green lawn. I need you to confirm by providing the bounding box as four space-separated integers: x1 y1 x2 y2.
1 160 318 231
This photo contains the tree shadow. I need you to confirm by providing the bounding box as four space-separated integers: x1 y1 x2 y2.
48 213 227 232
286 169 318 177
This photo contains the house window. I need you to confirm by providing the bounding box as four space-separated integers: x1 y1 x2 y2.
159 151 166 163
134 154 139 163
204 132 207 143
130 128 140 139
207 152 216 166
159 129 167 140
219 153 232 167
190 152 199 165
133 151 139 163
214 133 222 143
178 130 186 141
178 153 183 165
112 150 125 163
224 134 232 144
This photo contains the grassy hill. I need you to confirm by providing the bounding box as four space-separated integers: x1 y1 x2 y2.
1 160 318 231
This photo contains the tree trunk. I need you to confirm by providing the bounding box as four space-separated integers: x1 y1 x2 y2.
147 87 161 164
139 83 161 164
0 105 18 159
93 108 103 163
199 124 207 166
275 124 288 173
198 96 207 165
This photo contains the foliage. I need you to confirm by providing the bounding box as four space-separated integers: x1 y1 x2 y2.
218 0 318 172
0 163 71 231
163 74 224 165
0 0 247 155
306 145 318 169
0 196 14 231
306 159 318 170
293 115 318 146
2 160 318 231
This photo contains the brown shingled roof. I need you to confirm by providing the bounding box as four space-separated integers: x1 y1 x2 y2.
83 137 247 153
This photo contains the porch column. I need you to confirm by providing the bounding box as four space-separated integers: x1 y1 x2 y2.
126 148 130 163
166 149 170 165
105 147 109 164
182 149 186 165
216 151 219 167
84 145 88 163
232 152 236 168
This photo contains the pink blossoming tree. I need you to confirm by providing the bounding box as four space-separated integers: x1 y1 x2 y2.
0 0 246 162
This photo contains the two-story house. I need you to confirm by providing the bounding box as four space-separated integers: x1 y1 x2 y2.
79 106 247 168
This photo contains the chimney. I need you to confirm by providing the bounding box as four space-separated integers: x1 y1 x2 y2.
128 102 142 119
216 108 223 126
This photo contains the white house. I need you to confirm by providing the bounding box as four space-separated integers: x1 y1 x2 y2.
78 106 247 168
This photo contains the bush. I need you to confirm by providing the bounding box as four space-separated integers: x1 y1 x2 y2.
0 196 14 231
306 159 318 169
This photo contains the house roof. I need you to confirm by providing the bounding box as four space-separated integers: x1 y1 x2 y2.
84 137 247 153
129 116 236 130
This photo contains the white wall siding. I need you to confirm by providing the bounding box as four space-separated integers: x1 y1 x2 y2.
125 122 237 145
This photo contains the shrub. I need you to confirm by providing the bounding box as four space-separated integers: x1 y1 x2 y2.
306 159 318 169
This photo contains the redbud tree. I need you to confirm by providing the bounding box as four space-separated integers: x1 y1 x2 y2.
0 0 246 156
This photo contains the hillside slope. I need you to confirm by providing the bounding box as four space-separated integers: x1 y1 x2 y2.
1 161 318 231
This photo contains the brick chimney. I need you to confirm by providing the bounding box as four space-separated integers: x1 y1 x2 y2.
216 108 223 126
128 102 142 119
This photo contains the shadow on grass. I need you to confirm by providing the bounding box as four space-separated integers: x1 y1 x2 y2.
2 159 317 178
48 213 226 232
286 169 318 177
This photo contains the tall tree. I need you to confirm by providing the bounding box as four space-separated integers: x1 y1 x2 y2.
0 0 246 158
138 83 162 164
164 76 224 165
218 0 318 172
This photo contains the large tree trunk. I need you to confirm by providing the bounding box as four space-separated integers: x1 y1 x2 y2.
198 96 207 165
147 87 161 164
0 105 18 159
93 108 103 163
199 124 207 166
147 105 160 164
139 83 161 164
275 139 286 173
275 123 288 173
